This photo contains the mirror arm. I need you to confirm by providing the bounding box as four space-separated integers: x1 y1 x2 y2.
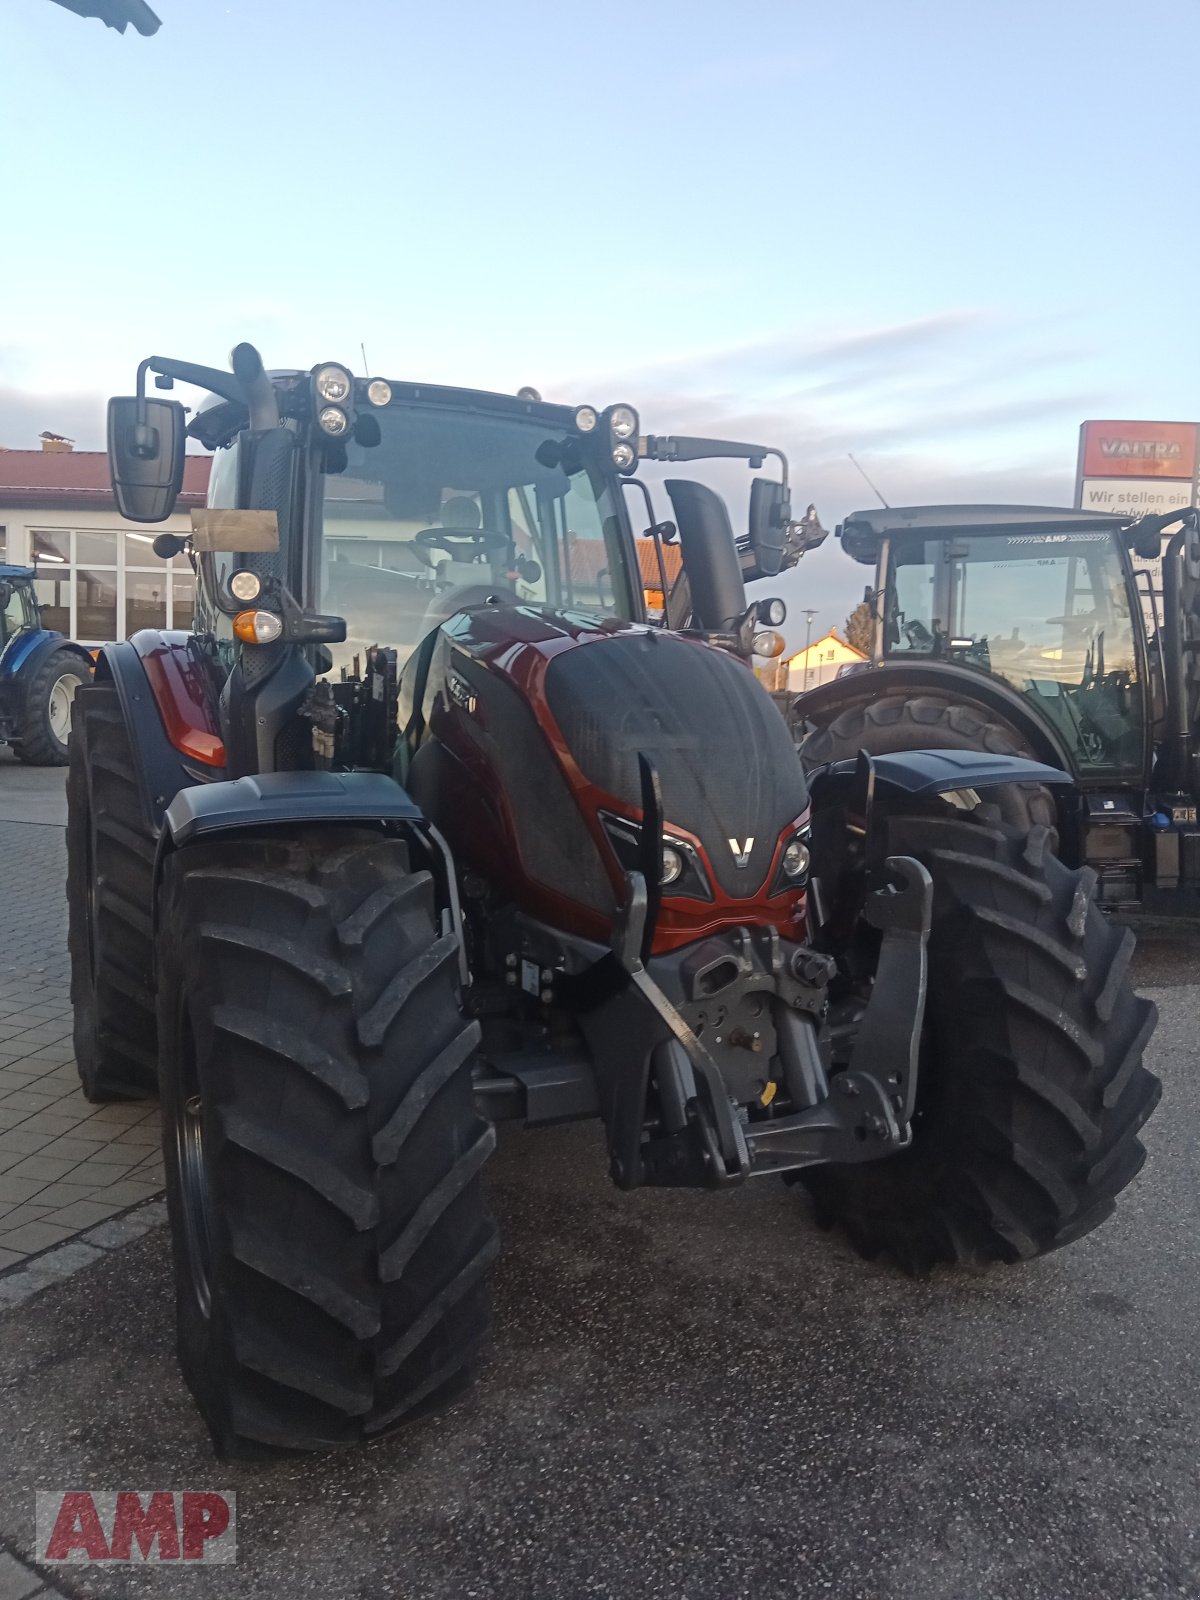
138 355 248 409
763 447 789 492
641 435 779 471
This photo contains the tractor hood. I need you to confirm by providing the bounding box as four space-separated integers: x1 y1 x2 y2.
437 603 808 902
542 629 806 898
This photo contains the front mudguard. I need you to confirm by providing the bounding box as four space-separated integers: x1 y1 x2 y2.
159 769 469 987
808 747 1073 811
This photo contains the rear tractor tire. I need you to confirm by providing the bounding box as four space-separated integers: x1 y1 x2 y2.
157 827 497 1457
803 814 1160 1271
66 684 158 1101
795 693 1059 838
15 648 89 766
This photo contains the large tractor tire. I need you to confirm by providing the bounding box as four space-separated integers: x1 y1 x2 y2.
795 692 1059 837
66 684 158 1101
16 648 89 766
157 828 497 1458
802 814 1159 1271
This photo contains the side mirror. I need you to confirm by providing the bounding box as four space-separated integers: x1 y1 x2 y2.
747 479 790 577
107 396 187 523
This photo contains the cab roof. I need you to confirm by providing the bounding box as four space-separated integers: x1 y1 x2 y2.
838 504 1135 565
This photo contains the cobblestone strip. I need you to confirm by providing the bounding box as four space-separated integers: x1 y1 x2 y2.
0 1539 75 1600
0 1197 166 1314
0 820 164 1265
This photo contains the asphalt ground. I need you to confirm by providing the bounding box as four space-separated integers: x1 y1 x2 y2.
0 750 1197 1598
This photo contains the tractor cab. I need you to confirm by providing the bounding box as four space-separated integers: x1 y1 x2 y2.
313 387 643 678
841 506 1151 784
108 353 806 780
798 500 1200 914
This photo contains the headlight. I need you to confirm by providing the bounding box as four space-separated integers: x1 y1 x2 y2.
609 404 638 441
612 442 636 471
314 364 352 404
599 811 712 901
232 609 283 645
229 569 261 602
367 379 392 407
770 826 812 894
760 596 787 627
318 405 350 437
782 839 811 878
574 405 599 433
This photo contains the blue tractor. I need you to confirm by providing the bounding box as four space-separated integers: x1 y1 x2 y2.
0 565 93 766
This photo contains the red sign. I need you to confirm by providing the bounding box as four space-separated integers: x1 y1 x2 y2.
1078 420 1199 480
36 1491 235 1565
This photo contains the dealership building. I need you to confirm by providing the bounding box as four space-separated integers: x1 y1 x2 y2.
0 437 209 645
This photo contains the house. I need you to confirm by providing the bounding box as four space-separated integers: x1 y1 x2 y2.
784 627 867 692
0 440 209 644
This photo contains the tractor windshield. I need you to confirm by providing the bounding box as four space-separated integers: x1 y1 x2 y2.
319 404 634 674
884 529 1144 773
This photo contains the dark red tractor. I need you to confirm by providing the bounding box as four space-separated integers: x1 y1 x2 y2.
66 345 1158 1457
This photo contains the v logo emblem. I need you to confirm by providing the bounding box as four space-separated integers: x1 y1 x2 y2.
728 836 754 868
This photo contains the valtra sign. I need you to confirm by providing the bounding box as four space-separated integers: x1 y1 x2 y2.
1076 420 1199 630
1077 420 1199 481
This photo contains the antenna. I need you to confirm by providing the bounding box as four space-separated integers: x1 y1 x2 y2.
848 452 890 509
360 342 370 375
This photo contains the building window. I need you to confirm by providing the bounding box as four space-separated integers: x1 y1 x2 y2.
172 571 196 630
30 527 194 643
125 571 168 633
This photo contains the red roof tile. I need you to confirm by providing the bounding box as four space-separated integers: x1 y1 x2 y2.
0 450 210 510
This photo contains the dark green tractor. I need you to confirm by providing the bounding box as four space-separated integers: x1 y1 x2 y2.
791 503 1200 917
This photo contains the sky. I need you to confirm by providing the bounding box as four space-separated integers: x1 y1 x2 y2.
5 0 1200 644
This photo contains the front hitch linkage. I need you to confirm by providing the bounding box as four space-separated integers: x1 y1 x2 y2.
610 811 933 1186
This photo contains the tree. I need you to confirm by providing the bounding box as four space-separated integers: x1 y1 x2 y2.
844 600 874 656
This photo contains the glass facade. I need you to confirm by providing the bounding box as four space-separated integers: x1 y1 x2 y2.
29 527 194 643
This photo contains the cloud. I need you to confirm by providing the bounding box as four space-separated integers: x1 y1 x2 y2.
562 309 1094 648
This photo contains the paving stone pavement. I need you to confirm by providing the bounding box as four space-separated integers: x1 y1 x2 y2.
0 808 163 1269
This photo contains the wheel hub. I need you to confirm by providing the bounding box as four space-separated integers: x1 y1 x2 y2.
48 673 79 744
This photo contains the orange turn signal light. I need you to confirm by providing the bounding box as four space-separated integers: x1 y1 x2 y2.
233 609 284 645
752 629 786 659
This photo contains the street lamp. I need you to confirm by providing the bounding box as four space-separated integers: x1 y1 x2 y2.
801 609 818 692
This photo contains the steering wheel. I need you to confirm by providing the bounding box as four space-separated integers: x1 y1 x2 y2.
414 527 510 560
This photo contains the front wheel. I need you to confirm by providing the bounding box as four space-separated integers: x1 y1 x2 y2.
158 827 497 1458
802 814 1160 1271
15 649 89 765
